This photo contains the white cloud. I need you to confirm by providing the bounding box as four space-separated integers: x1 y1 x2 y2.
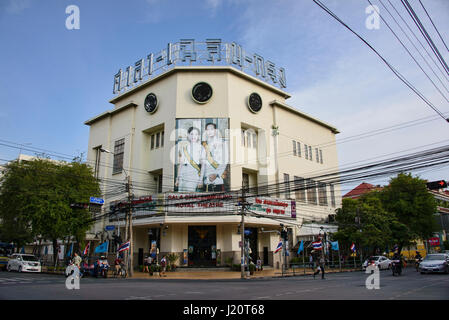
5 0 31 14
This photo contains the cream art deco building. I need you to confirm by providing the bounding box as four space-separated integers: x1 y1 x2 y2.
84 39 341 269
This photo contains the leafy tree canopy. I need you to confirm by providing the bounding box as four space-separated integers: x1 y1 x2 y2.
335 173 438 255
0 158 101 252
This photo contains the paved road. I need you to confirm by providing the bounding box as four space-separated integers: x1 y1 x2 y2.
0 268 448 300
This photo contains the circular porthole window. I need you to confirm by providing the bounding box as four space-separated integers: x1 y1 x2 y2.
144 93 159 114
247 92 262 113
192 82 213 104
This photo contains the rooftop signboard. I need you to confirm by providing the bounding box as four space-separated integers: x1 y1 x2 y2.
112 39 287 96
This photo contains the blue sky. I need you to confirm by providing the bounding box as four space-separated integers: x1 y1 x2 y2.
0 0 448 194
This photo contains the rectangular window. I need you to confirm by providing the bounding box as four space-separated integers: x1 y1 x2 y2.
242 173 249 192
316 148 319 163
318 183 328 206
157 174 163 193
161 131 164 147
156 132 160 148
297 142 301 157
292 140 296 156
320 149 323 164
247 131 251 148
241 129 245 146
284 173 290 198
151 134 155 149
252 133 257 149
113 138 125 174
309 146 312 161
330 184 336 207
305 144 308 160
94 147 101 179
294 176 306 203
306 179 317 205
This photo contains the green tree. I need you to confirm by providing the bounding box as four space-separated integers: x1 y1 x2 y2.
380 173 438 254
0 158 100 262
334 192 396 255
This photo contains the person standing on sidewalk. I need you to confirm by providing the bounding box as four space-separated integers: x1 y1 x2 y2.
309 253 314 269
160 255 167 277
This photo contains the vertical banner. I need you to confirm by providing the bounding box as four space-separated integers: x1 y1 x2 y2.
291 200 296 218
175 118 230 192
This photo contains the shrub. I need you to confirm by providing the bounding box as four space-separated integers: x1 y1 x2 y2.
290 257 301 264
167 253 178 267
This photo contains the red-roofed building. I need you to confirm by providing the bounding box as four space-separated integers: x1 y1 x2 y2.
342 182 382 199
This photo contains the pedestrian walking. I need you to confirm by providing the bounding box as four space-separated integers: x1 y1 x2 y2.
314 256 325 279
73 252 82 268
319 256 325 279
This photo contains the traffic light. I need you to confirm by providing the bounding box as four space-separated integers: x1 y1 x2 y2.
426 180 447 190
280 229 288 241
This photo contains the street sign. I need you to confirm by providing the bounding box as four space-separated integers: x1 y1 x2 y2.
89 197 104 205
105 225 115 231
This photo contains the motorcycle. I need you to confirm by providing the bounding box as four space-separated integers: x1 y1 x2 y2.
415 257 422 272
392 259 402 276
96 258 110 278
113 262 127 278
80 261 95 277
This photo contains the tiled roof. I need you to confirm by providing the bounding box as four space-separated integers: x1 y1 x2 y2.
343 182 382 199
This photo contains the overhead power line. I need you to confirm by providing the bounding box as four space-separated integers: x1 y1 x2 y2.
312 0 449 123
418 0 449 53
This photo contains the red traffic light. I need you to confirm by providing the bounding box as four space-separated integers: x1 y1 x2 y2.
426 180 447 190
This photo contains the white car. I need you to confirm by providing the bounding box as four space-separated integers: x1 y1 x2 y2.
362 256 392 270
7 254 41 273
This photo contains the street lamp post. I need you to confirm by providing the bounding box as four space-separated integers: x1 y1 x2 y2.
99 148 134 277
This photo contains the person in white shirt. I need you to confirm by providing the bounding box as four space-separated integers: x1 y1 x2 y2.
200 122 228 192
176 127 204 192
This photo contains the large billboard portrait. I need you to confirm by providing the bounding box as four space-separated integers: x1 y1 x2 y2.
175 118 230 192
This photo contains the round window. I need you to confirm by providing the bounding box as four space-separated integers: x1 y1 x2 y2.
192 82 213 104
144 93 159 114
247 92 262 113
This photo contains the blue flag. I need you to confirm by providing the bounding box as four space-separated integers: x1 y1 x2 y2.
297 241 304 254
94 241 109 253
66 243 73 257
331 241 339 251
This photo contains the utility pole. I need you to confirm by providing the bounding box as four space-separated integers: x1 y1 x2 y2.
240 181 246 279
126 175 134 277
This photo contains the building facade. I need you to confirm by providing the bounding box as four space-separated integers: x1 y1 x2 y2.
84 40 342 268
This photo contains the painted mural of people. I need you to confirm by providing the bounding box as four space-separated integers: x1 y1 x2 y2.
200 122 229 192
175 126 204 192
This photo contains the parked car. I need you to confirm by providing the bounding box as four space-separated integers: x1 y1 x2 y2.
362 256 392 270
419 253 449 274
7 254 41 273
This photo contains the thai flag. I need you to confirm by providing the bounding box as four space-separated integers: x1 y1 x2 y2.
274 241 283 253
312 241 322 250
83 242 90 256
350 243 356 252
118 241 130 253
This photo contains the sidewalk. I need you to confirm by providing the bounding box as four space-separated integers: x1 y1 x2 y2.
129 267 361 280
